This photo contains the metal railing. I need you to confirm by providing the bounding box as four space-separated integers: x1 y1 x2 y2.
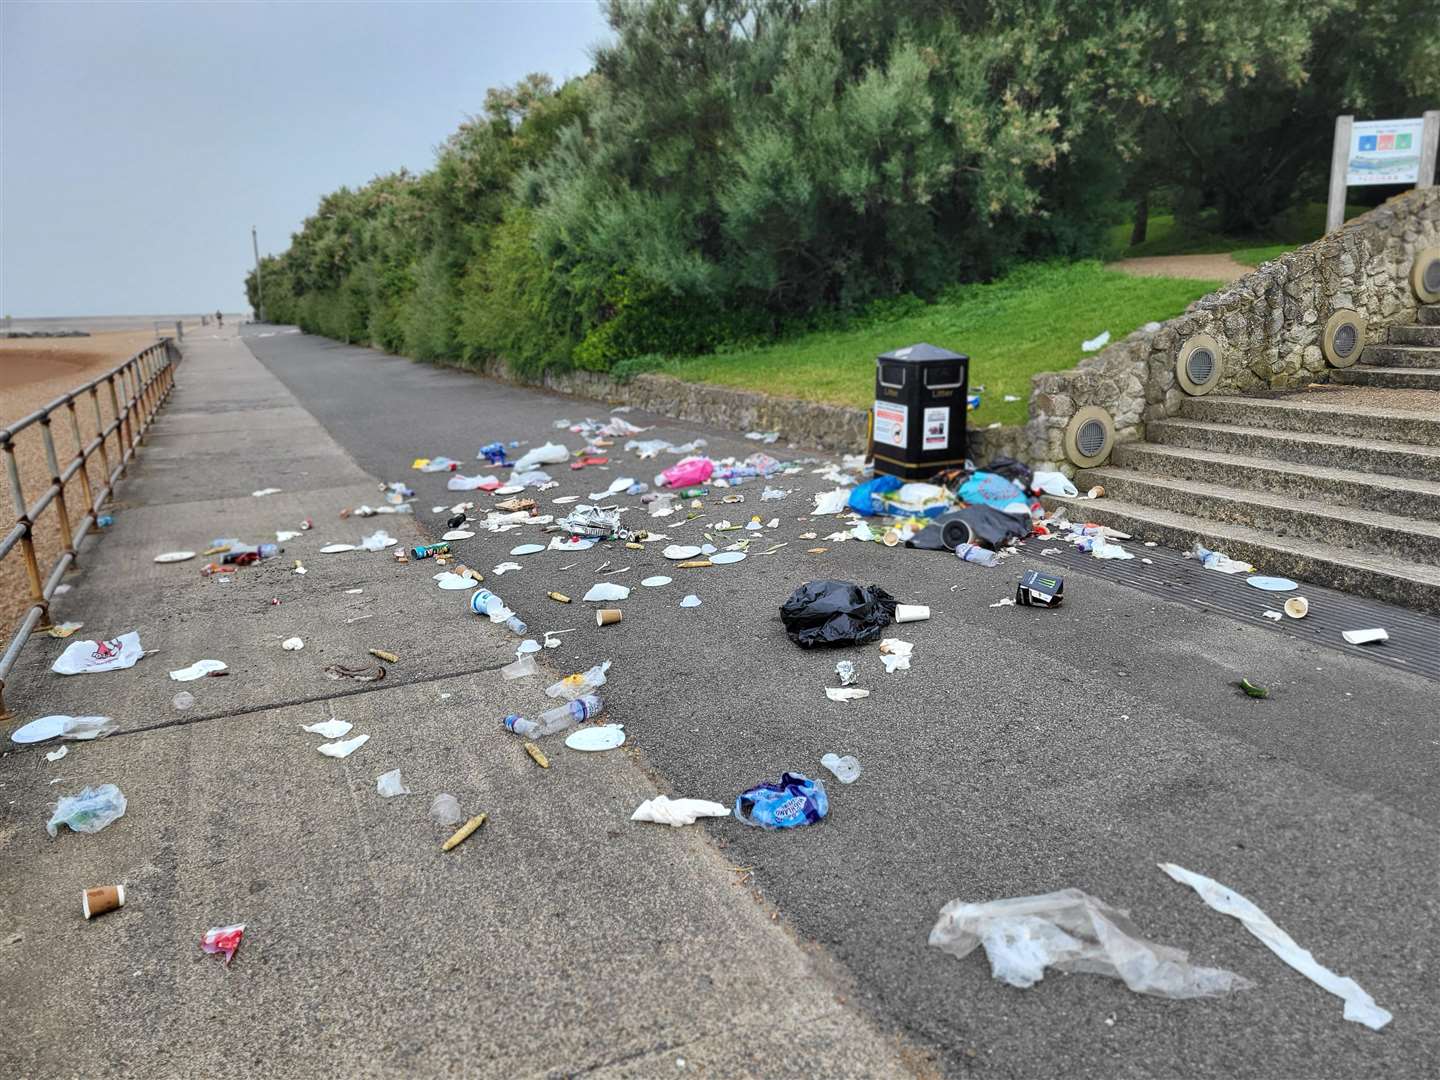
0 338 181 719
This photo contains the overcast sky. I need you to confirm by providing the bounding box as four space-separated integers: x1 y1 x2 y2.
1 1 610 317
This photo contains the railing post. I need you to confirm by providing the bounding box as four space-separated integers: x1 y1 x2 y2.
107 373 128 476
39 418 77 562
66 398 96 527
91 384 112 489
2 439 47 619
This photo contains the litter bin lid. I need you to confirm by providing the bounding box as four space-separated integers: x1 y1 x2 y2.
878 342 967 363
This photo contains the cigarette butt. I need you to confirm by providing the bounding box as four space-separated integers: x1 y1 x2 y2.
369 649 399 663
441 813 487 852
547 592 571 603
202 545 229 556
807 547 828 554
678 559 712 568
625 542 643 550
524 742 550 769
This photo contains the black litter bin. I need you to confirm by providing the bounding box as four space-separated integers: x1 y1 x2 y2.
869 342 968 480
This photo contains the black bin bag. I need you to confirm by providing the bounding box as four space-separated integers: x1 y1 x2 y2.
779 580 899 648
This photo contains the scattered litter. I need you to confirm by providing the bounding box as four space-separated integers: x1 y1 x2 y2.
324 663 385 682
434 572 478 590
502 654 537 680
835 660 857 686
514 442 570 471
825 687 870 702
1263 610 1283 622
595 608 623 626
680 595 701 608
1342 628 1388 646
509 543 545 556
1284 597 1309 619
878 638 913 672
820 753 861 784
583 582 631 602
368 649 399 664
928 888 1251 998
631 796 730 826
1247 575 1298 592
524 742 550 768
1091 535 1134 560
1238 678 1270 699
1160 863 1390 1030
10 715 117 744
281 637 305 651
641 575 672 587
447 473 500 492
43 621 85 638
358 529 397 551
47 784 128 836
443 814 488 851
376 770 411 798
1016 570 1064 607
51 632 144 675
547 591 571 603
565 725 626 751
663 544 702 560
252 488 282 497
895 603 930 623
153 551 195 563
780 580 898 648
1186 542 1254 575
812 489 850 515
318 734 370 758
990 597 1016 608
319 543 356 554
1031 471 1077 498
1081 330 1111 352
302 719 352 738
46 746 69 762
430 793 463 826
734 773 828 829
169 659 227 682
493 561 523 575
1003 394 1021 402
201 924 246 964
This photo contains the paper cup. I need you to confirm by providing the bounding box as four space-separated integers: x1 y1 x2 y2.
596 609 623 627
1283 596 1308 619
882 529 901 548
895 604 931 623
82 884 125 920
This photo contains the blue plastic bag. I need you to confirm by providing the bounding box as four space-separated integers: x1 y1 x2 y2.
958 470 1026 510
847 475 902 516
735 772 829 829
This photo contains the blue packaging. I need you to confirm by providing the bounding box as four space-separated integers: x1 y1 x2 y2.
734 772 828 829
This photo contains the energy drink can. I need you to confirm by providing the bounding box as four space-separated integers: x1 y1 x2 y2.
1017 569 1063 607
412 542 451 560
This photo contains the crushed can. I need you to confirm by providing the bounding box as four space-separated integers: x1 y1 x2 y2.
412 542 451 560
1016 569 1063 607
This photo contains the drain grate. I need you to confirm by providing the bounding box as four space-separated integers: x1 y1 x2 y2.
1332 323 1357 358
1034 537 1440 681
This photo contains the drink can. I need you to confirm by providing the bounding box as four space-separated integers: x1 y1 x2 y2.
412 542 450 559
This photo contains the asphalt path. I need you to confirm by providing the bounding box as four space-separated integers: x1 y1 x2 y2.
244 327 1440 1079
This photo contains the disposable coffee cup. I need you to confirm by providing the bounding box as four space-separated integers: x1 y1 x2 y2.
82 884 125 920
895 604 930 623
1284 596 1308 619
596 609 623 626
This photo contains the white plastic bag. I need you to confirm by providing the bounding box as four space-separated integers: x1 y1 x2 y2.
318 734 369 758
514 442 570 472
929 888 1252 998
1160 863 1391 1030
812 489 850 515
51 632 144 675
430 793 464 826
582 582 631 602
169 659 227 682
1032 471 1078 498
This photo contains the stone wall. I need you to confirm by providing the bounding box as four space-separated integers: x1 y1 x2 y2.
1025 186 1440 472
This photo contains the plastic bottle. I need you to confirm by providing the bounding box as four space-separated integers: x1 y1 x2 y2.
954 542 1001 568
504 694 605 739
544 661 610 700
221 543 280 565
469 589 526 634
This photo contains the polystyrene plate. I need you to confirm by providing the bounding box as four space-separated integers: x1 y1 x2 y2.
641 575 672 587
710 551 746 564
495 485 525 495
441 530 475 541
10 715 69 744
1247 576 1299 592
663 545 702 560
435 573 478 590
153 551 196 563
564 725 626 751
509 543 545 556
320 544 356 554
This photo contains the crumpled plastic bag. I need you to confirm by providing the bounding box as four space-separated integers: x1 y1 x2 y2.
631 796 731 826
201 924 245 964
47 784 128 836
1032 470 1078 498
848 475 902 515
959 471 1027 512
358 529 397 552
779 580 898 648
447 473 499 491
514 442 570 472
734 772 828 829
908 506 1029 552
430 793 464 826
376 769 411 797
1186 541 1254 575
51 632 144 675
812 489 851 515
583 582 630 602
1160 863 1391 1030
656 456 714 488
928 887 1252 998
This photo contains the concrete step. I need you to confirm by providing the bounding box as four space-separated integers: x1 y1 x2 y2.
1389 325 1440 347
1041 496 1440 614
1074 467 1440 566
1363 344 1440 368
1146 418 1440 479
1419 304 1440 326
1110 441 1440 519
1179 394 1440 446
1331 365 1440 390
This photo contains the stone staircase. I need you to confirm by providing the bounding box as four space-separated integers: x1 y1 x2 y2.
1062 305 1440 614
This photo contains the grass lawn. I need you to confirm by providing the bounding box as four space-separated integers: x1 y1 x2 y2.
645 261 1224 428
1103 201 1364 262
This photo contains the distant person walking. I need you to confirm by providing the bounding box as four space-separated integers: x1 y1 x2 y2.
215 310 224 327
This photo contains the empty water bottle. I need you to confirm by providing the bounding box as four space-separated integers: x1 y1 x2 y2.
469 589 526 634
505 694 605 739
955 542 1001 568
545 661 610 700
222 542 280 565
